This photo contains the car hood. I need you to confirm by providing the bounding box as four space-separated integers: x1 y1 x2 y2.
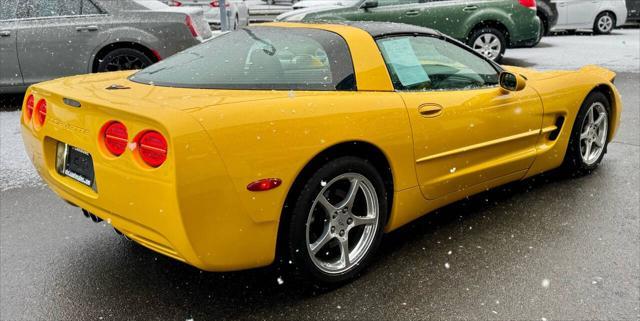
504 65 616 82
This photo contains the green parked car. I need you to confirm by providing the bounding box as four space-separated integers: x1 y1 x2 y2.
277 0 541 62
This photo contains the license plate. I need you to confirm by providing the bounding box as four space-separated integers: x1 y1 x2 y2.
56 143 95 189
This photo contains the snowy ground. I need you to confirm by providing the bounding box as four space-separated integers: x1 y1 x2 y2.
504 29 640 73
0 29 638 192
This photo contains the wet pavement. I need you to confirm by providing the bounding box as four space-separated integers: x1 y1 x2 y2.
1 40 639 321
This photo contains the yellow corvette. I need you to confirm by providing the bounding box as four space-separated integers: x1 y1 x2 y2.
21 22 621 285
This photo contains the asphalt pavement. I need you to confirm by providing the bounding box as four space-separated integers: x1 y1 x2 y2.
1 32 639 320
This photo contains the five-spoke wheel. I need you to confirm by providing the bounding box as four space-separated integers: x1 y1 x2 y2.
564 91 611 173
306 173 379 274
285 156 387 286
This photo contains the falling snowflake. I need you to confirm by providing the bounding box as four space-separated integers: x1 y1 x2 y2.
541 279 550 288
277 276 284 285
444 262 450 269
450 167 457 173
320 180 327 187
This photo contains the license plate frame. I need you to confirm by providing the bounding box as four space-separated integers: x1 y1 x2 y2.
56 143 96 190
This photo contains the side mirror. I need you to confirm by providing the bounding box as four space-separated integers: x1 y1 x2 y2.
499 71 526 92
361 0 378 9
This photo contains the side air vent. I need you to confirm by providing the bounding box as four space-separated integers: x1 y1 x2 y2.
548 116 565 141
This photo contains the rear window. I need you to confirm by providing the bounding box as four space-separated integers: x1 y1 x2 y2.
130 27 356 91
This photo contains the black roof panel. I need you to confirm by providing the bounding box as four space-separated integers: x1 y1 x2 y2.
342 21 443 38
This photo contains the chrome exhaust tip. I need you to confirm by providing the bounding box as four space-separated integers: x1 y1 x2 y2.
82 209 103 223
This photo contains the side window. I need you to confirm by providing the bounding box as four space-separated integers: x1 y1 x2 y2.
376 36 500 91
377 0 418 7
0 0 19 20
24 0 82 18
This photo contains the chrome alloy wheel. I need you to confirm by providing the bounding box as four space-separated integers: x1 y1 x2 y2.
580 102 608 165
472 33 501 60
305 173 379 275
597 15 614 33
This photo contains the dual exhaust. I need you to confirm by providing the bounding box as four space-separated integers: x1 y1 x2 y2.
82 209 102 223
81 209 128 239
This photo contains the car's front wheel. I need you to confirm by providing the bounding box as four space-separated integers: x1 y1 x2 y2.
594 12 616 34
563 91 611 174
285 156 388 286
467 27 506 62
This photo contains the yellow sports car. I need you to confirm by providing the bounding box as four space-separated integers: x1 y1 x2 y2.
21 22 621 285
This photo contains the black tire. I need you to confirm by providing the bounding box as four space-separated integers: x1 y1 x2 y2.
562 91 611 175
467 27 506 63
594 12 616 35
96 48 154 72
537 13 549 37
284 156 388 287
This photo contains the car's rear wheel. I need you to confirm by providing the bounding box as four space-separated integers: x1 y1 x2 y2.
594 12 616 34
96 48 154 72
563 91 611 174
468 27 506 62
285 156 388 286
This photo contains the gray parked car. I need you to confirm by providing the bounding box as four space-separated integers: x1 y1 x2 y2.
0 0 213 93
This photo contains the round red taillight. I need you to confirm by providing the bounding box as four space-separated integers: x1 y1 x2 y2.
138 131 168 167
24 94 34 121
35 99 47 125
103 121 128 156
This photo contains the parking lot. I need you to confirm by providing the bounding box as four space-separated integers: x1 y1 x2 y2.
1 27 638 320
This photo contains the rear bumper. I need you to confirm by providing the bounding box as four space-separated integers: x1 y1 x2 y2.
20 86 280 272
509 16 542 48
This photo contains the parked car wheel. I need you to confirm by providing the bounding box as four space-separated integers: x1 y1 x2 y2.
285 156 388 286
467 27 506 62
594 12 615 34
537 12 549 36
563 91 610 174
97 48 154 72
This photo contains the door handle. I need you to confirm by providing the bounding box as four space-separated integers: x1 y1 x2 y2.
463 5 478 11
405 10 420 16
418 104 443 117
0 30 11 37
76 25 98 32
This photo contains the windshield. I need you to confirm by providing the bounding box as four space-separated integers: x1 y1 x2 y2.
130 27 356 91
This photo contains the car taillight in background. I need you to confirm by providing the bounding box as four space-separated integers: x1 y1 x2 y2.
102 121 128 156
518 0 536 10
35 99 47 126
168 0 182 6
24 94 34 121
138 131 168 167
210 0 229 7
185 15 199 38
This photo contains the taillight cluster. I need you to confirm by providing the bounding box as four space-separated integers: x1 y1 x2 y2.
101 121 168 168
185 15 199 38
210 0 229 7
168 0 182 6
518 0 536 10
24 94 47 127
